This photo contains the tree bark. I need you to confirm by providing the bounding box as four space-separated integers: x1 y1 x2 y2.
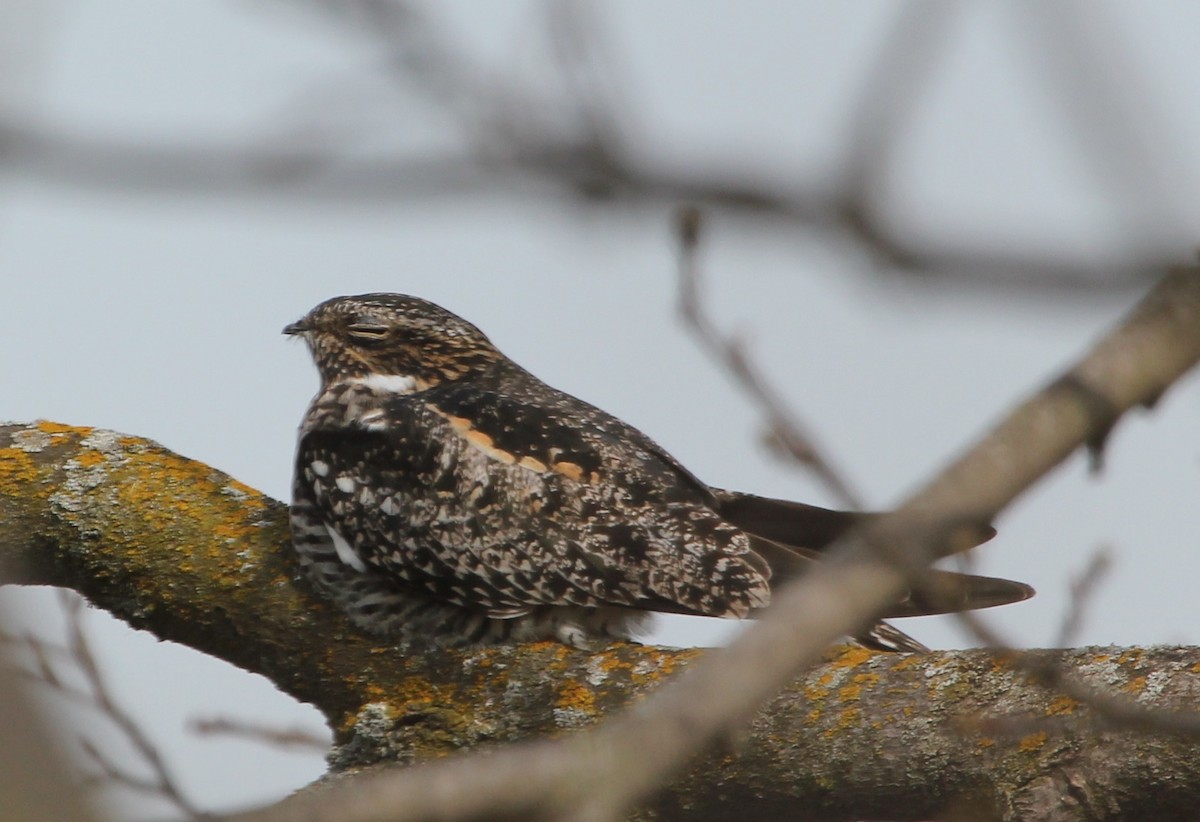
3 421 1200 820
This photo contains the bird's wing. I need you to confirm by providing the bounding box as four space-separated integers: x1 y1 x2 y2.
296 381 770 619
713 489 1034 617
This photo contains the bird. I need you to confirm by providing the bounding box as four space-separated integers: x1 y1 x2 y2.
284 293 1033 653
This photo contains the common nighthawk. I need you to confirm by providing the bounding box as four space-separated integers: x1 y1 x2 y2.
285 294 1033 652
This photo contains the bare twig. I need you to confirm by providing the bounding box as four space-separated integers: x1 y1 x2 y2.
1010 2 1194 248
1054 546 1113 648
0 639 101 822
190 716 329 753
675 207 864 509
6 592 203 818
840 1 961 219
0 5 1189 294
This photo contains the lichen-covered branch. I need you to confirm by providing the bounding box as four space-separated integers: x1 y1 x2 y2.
2 438 1200 821
0 420 698 744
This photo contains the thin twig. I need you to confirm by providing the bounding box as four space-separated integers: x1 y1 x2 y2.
675 207 863 509
190 717 329 752
1054 546 1113 648
31 592 203 818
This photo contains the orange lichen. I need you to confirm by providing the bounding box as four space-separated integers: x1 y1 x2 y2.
1117 649 1144 666
830 646 874 669
36 420 87 437
1122 676 1147 695
212 521 256 545
225 477 266 500
72 450 109 469
556 680 597 716
825 706 861 737
0 448 40 484
1046 695 1079 716
1019 731 1047 752
832 672 881 705
990 653 1019 674
838 683 862 702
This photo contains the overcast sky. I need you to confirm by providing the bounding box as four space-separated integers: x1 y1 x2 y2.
2 2 1199 818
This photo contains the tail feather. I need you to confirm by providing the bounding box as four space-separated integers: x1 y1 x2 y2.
714 489 1034 652
856 621 930 654
713 488 997 552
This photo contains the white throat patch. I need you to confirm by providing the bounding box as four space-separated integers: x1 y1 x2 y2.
354 373 421 394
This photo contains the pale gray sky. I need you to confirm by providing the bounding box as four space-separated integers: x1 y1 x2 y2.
2 2 1199 818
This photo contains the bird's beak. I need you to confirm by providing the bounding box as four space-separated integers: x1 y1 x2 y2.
283 319 310 336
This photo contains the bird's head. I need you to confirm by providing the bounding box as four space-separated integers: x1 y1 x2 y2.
284 293 503 390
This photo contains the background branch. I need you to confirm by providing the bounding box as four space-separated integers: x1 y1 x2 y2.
2 2 1194 294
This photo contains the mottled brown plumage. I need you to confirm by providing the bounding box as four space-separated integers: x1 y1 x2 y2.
285 293 1033 651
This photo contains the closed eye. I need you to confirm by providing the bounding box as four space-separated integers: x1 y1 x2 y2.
346 323 389 341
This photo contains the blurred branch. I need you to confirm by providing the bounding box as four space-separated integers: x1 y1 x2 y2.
1053 546 1113 649
0 3 1191 293
4 593 200 817
190 717 329 753
0 627 101 822
1011 2 1193 246
676 207 863 508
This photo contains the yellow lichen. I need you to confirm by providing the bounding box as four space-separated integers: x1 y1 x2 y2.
830 646 874 669
804 684 828 702
0 448 40 484
1018 731 1047 752
1122 676 1147 694
1046 695 1078 716
36 421 87 437
838 683 862 702
1117 649 1144 666
825 706 861 737
556 680 597 716
989 653 1018 673
72 449 109 469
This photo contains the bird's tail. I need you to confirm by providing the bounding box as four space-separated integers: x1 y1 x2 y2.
713 489 1034 652
856 621 930 654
